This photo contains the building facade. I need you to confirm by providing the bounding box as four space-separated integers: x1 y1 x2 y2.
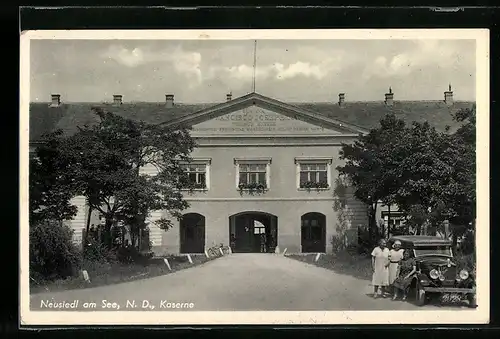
29 88 474 254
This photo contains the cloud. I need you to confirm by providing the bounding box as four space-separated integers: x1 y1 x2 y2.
102 45 145 67
101 45 202 86
362 40 466 79
208 55 344 83
275 61 329 80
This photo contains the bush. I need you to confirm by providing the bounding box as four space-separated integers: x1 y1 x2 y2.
30 220 82 281
357 226 379 254
116 246 153 265
330 234 347 254
83 237 114 263
458 229 475 255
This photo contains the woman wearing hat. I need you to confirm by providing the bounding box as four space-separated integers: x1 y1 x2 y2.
371 239 390 298
388 240 405 298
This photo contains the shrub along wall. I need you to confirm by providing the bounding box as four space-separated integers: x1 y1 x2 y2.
30 220 82 283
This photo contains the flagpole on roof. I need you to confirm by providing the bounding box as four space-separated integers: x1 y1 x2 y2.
252 40 257 93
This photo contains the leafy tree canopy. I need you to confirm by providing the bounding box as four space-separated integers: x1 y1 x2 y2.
29 130 80 224
337 106 476 239
30 108 197 248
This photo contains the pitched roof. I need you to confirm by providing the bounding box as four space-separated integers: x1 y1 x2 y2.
299 100 473 133
162 92 368 134
28 92 474 142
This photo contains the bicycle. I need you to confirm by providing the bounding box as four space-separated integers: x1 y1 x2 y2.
207 246 219 257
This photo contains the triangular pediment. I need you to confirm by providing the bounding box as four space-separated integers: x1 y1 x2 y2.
191 105 344 136
165 93 368 137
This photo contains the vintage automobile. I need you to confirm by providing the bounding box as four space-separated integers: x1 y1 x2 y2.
387 235 476 307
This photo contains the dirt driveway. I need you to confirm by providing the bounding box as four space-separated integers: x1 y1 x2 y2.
30 253 468 311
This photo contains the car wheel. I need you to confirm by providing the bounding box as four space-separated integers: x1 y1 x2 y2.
415 282 426 306
467 293 477 308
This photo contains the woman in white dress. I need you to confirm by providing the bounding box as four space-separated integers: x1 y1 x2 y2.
388 240 405 298
371 239 390 298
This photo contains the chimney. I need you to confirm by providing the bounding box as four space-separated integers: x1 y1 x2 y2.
226 92 232 102
338 93 345 107
444 83 454 106
384 87 394 106
165 94 174 108
50 94 61 107
113 94 123 106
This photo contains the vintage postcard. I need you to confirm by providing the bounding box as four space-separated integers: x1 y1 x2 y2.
20 29 489 325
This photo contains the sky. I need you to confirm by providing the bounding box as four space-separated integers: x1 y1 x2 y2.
30 39 476 103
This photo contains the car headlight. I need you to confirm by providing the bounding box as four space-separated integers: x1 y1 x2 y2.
429 269 439 280
459 269 469 280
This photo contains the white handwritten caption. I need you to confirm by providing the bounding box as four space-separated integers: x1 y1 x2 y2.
39 299 195 310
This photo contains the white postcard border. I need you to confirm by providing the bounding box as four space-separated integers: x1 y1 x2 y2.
19 28 490 325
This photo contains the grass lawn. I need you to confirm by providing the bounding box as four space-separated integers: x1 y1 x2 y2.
30 254 219 294
287 250 373 281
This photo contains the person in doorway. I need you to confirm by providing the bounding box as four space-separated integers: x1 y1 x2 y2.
230 234 236 250
392 249 417 301
388 240 405 297
371 238 390 298
260 232 267 253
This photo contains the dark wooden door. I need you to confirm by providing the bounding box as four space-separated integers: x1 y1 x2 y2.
180 214 205 253
301 213 326 253
234 215 254 253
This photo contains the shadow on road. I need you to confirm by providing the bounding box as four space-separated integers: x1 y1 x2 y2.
289 254 473 310
287 252 372 281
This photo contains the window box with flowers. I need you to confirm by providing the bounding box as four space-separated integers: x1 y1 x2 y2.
295 157 333 192
238 182 268 194
234 157 271 195
300 181 329 191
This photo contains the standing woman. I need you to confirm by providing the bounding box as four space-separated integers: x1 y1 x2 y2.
371 239 390 298
388 240 405 296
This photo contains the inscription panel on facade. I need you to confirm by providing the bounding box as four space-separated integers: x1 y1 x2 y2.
190 106 341 136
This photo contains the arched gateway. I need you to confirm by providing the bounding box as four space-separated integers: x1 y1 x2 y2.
229 212 278 253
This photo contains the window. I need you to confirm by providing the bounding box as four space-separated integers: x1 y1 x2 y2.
182 164 206 187
254 224 266 234
414 246 452 258
382 211 406 227
239 164 266 185
234 157 272 190
295 157 332 190
180 158 211 190
299 163 328 187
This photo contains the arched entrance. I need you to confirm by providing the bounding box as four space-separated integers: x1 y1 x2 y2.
301 212 326 253
229 212 278 253
180 213 205 254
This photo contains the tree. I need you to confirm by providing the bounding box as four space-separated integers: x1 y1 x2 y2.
29 130 79 224
62 108 196 249
337 114 407 244
337 107 476 243
442 106 476 246
390 107 476 239
448 106 476 226
389 121 455 234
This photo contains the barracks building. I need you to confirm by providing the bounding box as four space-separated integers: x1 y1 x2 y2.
29 87 474 254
